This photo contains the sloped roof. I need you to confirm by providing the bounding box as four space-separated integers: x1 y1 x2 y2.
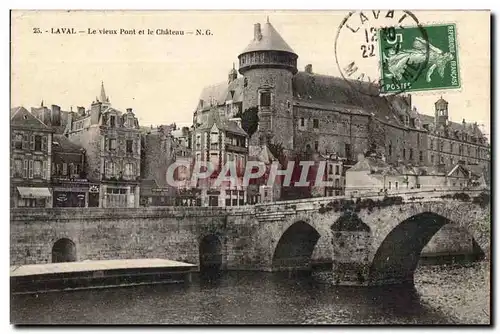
416 165 447 176
348 157 399 175
417 113 485 139
291 72 407 127
197 109 247 136
52 134 85 153
241 21 296 55
197 78 244 110
447 164 470 178
11 106 51 131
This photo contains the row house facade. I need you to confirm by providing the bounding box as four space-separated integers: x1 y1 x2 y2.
64 83 141 208
191 108 248 207
10 107 53 208
51 134 99 207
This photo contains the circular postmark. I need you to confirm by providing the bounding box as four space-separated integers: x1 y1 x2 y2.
334 10 430 96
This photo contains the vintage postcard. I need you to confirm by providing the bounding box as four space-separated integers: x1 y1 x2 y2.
9 10 491 325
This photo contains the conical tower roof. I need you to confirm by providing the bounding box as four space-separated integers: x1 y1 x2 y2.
240 19 296 55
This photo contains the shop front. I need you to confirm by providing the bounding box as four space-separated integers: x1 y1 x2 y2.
13 185 53 208
101 184 140 208
51 177 99 208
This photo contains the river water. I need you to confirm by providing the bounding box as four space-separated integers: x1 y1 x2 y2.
10 261 490 325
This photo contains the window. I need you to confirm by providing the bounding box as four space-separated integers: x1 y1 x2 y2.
124 163 135 179
13 133 23 150
440 156 444 164
23 160 28 178
105 161 116 177
430 139 434 150
300 118 305 127
314 141 319 151
450 142 454 153
196 135 201 149
239 191 244 206
440 141 444 151
260 91 271 107
431 155 434 163
395 181 399 189
126 140 134 153
419 150 423 162
62 163 68 176
34 135 42 151
108 138 117 151
109 115 116 127
451 158 454 165
22 134 29 150
388 182 392 189
334 179 340 188
345 143 352 160
335 165 340 175
403 148 406 159
388 143 392 156
313 119 319 129
33 160 42 177
28 160 33 179
14 159 22 177
328 164 333 175
409 148 413 160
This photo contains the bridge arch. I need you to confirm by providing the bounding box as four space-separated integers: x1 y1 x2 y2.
199 234 223 271
272 221 320 271
368 211 484 285
51 238 77 263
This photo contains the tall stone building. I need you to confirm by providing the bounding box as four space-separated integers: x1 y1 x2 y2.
193 19 490 198
140 125 177 206
420 97 490 170
64 82 141 208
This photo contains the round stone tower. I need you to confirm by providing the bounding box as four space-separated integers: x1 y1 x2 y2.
238 18 298 151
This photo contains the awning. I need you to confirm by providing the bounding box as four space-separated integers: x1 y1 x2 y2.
17 187 52 198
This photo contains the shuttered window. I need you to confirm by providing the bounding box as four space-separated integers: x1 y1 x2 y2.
28 160 34 179
23 160 28 178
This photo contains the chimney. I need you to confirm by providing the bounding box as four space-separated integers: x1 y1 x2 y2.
305 64 313 74
254 23 262 40
51 104 61 126
77 106 85 116
127 108 132 113
463 118 466 125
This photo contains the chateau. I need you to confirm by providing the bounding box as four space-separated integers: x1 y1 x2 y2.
192 19 490 184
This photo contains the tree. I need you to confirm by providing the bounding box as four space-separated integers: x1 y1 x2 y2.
268 142 286 166
236 106 259 138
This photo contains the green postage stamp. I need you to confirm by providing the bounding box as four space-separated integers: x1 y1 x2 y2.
378 24 460 94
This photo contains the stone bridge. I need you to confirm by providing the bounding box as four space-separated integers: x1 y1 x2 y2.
10 192 490 286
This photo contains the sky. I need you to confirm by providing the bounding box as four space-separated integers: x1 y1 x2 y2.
11 10 490 138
